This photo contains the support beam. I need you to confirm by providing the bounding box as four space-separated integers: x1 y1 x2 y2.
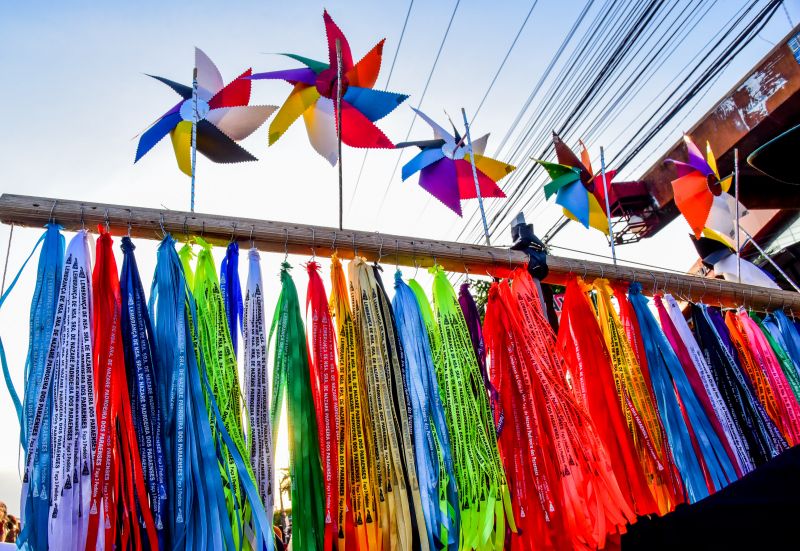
1 194 798 311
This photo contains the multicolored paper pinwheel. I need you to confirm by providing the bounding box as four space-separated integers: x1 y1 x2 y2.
249 10 408 165
536 133 615 233
135 48 276 176
395 109 513 216
667 134 745 240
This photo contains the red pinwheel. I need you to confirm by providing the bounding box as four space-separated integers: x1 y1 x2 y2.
249 10 408 165
135 48 276 176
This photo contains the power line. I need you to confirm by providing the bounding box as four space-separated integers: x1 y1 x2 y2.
348 0 415 214
374 0 462 222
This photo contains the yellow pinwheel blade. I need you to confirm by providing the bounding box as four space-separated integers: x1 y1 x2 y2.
706 141 720 179
702 227 734 248
562 194 609 235
720 175 733 193
464 154 515 182
269 84 320 145
170 121 193 177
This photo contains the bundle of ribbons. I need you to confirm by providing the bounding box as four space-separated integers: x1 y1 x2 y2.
3 225 800 551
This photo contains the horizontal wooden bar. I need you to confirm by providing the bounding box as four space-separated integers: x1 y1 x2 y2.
1 193 798 311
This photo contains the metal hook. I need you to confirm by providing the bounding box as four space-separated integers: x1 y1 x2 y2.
508 249 514 272
310 228 317 260
183 216 189 241
159 212 166 237
332 232 337 252
201 221 205 238
766 289 773 312
375 234 384 265
699 277 708 304
460 247 470 283
249 225 255 249
48 200 58 223
127 210 133 237
395 239 400 271
103 209 110 233
600 264 604 279
650 272 658 296
80 205 86 231
581 262 587 280
230 222 237 243
352 234 358 257
411 242 419 278
284 228 289 261
429 243 437 267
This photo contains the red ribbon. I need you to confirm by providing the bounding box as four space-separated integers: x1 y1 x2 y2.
86 228 157 550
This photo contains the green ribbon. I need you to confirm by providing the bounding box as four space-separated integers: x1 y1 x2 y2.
269 262 324 551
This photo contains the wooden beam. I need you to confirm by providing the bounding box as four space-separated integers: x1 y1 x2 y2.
1 194 798 311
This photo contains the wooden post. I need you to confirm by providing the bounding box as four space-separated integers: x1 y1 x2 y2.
1 193 798 311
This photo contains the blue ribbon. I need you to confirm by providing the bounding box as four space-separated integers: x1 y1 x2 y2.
220 241 243 356
1 224 62 551
392 271 460 551
765 311 800 375
120 236 168 549
628 284 737 502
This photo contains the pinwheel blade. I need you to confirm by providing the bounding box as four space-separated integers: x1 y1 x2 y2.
536 160 581 199
402 148 446 180
419 159 462 216
591 169 616 207
338 101 393 148
464 153 515 183
281 53 329 74
196 120 258 163
714 254 780 288
586 194 610 234
705 193 746 243
412 108 455 145
195 47 224 101
303 97 338 165
147 74 193 99
665 159 699 178
342 86 407 122
672 173 713 238
135 111 182 163
470 133 489 157
454 160 506 199
579 140 594 176
553 132 591 184
269 84 321 145
683 134 714 176
323 10 353 73
555 180 590 228
208 69 252 110
249 68 318 85
395 139 446 150
706 141 720 179
206 105 277 141
169 120 193 176
346 39 384 88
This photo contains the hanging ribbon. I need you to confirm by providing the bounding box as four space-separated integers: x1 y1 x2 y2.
726 309 800 445
657 295 747 476
86 228 158 551
592 279 681 513
348 257 422 551
150 234 232 551
629 284 737 502
693 304 786 465
0 223 62 551
557 277 658 518
329 253 378 551
243 247 276 543
18 230 95 550
305 261 340 551
192 236 253 548
753 312 800 404
431 265 513 551
764 311 800 370
119 235 169 546
269 261 324 551
393 271 460 551
221 241 244 355
504 269 633 549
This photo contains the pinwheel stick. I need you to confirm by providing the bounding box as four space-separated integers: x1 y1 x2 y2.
461 107 491 246
191 67 198 212
336 38 343 230
735 148 741 282
600 146 617 265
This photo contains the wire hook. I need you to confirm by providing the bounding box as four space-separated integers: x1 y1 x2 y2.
283 228 289 261
375 234 384 265
395 239 400 271
127 210 133 237
650 272 658 296
249 225 255 249
48 200 58 224
103 209 110 233
183 216 189 241
352 234 358 257
230 222 237 243
310 228 317 260
429 243 437 267
80 205 86 231
159 212 166 238
332 231 337 253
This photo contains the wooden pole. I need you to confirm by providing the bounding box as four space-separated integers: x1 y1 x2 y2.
1 193 798 311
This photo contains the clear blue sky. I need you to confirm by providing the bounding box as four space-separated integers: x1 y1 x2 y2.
0 0 797 508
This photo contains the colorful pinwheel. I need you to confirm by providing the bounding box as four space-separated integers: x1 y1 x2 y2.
536 133 615 233
249 10 408 165
691 233 779 288
394 109 513 216
667 134 745 240
135 48 277 176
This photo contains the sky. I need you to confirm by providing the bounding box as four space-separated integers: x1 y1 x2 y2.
0 0 798 510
